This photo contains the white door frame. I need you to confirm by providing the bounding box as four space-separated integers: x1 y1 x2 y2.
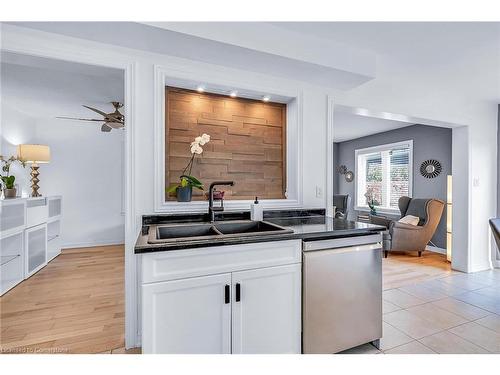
1 25 138 347
331 104 472 272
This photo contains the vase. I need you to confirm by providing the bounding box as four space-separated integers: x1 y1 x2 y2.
3 188 17 199
176 186 193 202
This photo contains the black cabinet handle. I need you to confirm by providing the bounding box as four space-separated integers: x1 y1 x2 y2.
235 283 241 302
224 284 230 304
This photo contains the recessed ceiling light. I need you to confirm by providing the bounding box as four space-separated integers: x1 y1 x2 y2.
229 90 238 98
262 95 271 102
196 85 205 93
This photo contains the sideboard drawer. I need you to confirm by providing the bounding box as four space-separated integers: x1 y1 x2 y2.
0 201 26 234
26 199 48 228
141 239 301 284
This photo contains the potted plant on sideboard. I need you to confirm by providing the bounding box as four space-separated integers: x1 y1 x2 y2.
166 134 210 202
0 155 26 199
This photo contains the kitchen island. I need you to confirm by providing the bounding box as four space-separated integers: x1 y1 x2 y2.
135 209 385 354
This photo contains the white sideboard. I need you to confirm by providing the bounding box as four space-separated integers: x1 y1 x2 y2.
0 196 62 296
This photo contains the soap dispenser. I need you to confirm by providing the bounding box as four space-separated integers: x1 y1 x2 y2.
250 196 263 221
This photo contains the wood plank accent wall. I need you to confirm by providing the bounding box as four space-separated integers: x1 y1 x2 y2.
165 87 287 200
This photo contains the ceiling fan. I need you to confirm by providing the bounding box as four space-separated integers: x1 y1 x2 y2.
56 101 125 132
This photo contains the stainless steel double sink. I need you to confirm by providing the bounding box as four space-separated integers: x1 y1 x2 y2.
147 220 293 244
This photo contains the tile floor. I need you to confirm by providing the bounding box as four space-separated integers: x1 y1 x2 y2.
341 269 500 354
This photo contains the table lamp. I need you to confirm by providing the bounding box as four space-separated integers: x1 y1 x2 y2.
17 144 50 197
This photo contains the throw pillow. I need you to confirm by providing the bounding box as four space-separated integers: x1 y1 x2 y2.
398 215 420 226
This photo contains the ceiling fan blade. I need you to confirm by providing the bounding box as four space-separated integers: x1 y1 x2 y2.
101 124 113 132
82 105 109 118
105 122 124 129
56 116 104 122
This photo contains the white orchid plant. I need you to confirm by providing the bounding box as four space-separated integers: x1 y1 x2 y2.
167 133 211 194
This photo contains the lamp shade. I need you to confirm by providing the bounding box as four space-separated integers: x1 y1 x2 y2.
17 144 51 164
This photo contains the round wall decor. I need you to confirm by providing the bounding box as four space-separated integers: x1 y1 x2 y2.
420 159 442 178
345 171 354 182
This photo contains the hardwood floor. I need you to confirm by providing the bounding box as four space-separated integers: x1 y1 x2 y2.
0 245 124 354
1 245 451 354
383 251 455 290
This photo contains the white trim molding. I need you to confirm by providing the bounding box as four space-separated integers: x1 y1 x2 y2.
426 245 447 255
326 96 335 217
1 25 138 348
153 64 304 213
354 139 414 215
62 240 125 249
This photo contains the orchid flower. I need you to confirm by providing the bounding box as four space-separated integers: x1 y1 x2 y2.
166 134 212 194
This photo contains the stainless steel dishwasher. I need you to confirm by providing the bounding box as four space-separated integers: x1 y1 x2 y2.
302 233 383 354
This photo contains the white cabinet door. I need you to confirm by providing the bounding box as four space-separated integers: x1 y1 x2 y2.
24 223 47 277
142 273 232 354
231 264 301 354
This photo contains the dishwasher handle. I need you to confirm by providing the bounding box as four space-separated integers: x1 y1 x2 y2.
304 243 382 256
303 233 382 252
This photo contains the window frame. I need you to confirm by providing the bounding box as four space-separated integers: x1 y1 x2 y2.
354 140 413 215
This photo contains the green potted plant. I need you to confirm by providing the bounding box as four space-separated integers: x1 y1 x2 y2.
166 134 210 202
0 155 26 199
364 188 379 216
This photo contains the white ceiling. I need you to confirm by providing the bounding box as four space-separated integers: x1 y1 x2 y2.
272 22 497 64
8 22 499 104
1 51 124 121
272 22 500 103
7 22 376 90
333 111 414 142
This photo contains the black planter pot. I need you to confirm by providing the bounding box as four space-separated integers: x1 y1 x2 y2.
176 186 193 202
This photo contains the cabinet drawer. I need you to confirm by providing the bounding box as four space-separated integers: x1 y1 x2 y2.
141 240 301 284
47 197 62 219
47 235 61 262
0 231 24 296
1 254 24 296
0 200 26 234
26 202 48 228
25 223 47 277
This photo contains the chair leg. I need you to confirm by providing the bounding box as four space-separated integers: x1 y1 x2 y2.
384 251 388 258
418 251 422 257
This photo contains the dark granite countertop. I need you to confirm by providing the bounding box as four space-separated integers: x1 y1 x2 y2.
135 209 385 254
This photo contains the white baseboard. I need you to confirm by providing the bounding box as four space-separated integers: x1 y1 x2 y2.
426 245 446 255
62 240 125 249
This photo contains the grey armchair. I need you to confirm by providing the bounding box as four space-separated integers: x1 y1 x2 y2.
333 194 351 219
370 196 445 258
490 218 500 257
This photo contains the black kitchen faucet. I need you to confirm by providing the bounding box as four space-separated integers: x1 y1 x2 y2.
208 181 234 222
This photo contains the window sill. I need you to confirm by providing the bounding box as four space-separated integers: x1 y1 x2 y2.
355 206 400 216
155 198 302 213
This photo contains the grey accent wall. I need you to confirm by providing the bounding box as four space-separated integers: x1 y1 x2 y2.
498 104 500 216
334 124 452 249
332 142 340 196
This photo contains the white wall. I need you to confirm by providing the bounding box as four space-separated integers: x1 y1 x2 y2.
1 49 125 248
2 24 496 348
1 105 125 249
34 118 124 248
0 106 35 192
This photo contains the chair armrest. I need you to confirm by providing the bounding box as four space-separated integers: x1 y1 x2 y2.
390 221 427 252
390 221 424 232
